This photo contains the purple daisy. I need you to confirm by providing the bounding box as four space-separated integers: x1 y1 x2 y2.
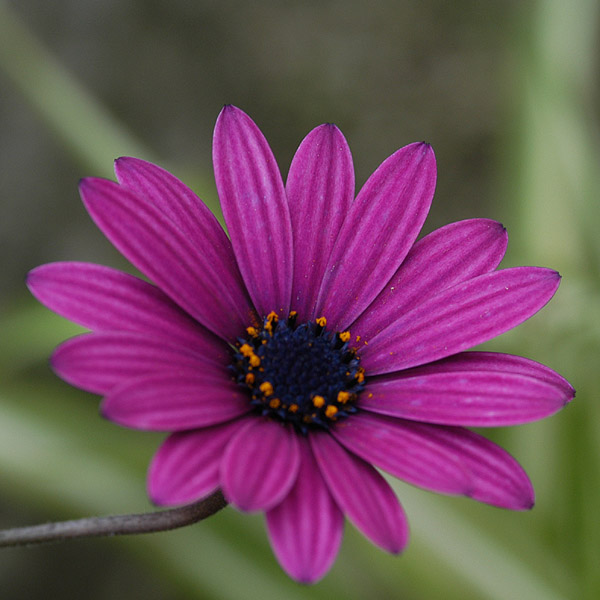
27 105 573 583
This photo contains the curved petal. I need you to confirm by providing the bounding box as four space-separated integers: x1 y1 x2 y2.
51 331 228 395
351 219 508 340
115 157 229 243
362 369 570 427
315 142 436 330
412 351 574 395
213 105 293 317
286 124 354 320
414 425 535 509
27 262 222 353
148 418 247 505
266 438 344 584
80 177 255 340
101 373 251 431
221 418 300 512
362 267 561 374
331 412 471 495
310 432 408 553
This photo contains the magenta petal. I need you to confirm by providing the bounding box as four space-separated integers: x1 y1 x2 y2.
213 105 293 317
148 419 246 505
266 439 344 584
221 418 300 512
27 262 222 353
362 368 570 427
315 142 436 330
51 332 227 395
362 351 574 426
115 157 230 243
362 267 561 374
351 219 508 340
412 351 575 396
415 426 535 509
310 432 408 553
331 412 471 495
286 124 354 320
80 177 255 340
101 373 251 431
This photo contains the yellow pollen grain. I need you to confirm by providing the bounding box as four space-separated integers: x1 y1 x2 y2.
239 344 253 357
269 398 281 409
339 331 351 342
249 354 261 367
245 373 255 385
312 395 325 408
289 404 299 413
246 326 258 337
316 316 327 327
325 405 338 418
259 381 274 397
337 391 351 404
289 310 297 318
356 335 361 342
356 368 365 383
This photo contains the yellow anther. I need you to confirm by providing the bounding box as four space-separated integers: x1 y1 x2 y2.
245 373 255 385
239 343 253 357
259 381 274 397
316 316 327 327
356 335 361 342
355 368 365 383
289 404 299 413
337 391 351 404
312 395 325 408
264 311 279 335
288 310 297 318
339 331 351 343
325 405 338 418
249 354 261 367
246 326 258 337
269 398 281 409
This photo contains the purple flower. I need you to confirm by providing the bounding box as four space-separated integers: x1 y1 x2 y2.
28 105 573 583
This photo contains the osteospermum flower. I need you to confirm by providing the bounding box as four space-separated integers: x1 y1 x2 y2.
28 105 573 583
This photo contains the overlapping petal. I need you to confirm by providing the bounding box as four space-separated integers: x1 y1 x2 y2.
27 262 221 353
213 105 293 316
266 439 344 584
414 425 535 509
51 331 227 395
221 418 300 512
351 219 508 339
331 412 471 495
362 360 571 426
315 142 436 330
286 124 354 320
80 177 254 340
310 432 408 553
362 267 561 374
101 373 251 431
149 419 246 505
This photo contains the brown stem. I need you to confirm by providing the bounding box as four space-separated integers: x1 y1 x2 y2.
0 490 227 547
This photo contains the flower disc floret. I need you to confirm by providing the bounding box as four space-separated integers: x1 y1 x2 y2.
231 312 364 434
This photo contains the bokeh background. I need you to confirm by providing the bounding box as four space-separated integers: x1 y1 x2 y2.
0 1 598 598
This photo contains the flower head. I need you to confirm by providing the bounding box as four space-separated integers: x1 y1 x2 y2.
28 106 574 583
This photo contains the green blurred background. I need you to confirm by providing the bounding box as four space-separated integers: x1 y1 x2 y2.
0 1 598 598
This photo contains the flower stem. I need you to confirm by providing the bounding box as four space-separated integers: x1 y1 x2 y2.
0 490 227 547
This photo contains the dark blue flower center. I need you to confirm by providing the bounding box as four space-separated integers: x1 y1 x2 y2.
230 311 364 435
